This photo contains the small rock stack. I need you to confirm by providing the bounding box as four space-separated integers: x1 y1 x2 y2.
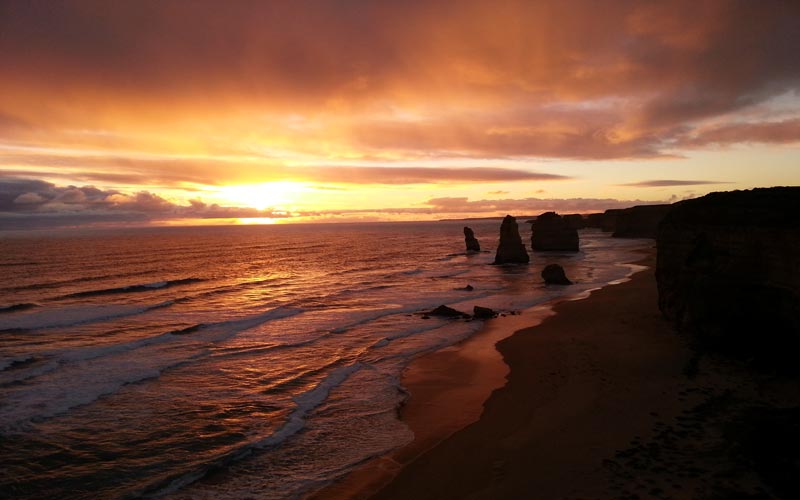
464 226 481 253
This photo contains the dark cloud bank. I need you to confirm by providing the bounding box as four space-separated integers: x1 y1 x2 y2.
0 178 290 230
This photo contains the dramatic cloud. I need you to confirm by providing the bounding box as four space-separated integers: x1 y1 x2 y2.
302 166 569 184
0 177 670 229
619 180 730 188
421 197 668 214
678 119 800 147
0 149 568 186
0 178 290 229
1 1 799 161
0 1 798 227
13 192 46 204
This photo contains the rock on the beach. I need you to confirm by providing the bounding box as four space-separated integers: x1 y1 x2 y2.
427 305 470 318
541 264 573 285
473 306 496 319
493 215 530 264
531 212 579 251
656 187 800 369
612 204 672 238
464 226 481 253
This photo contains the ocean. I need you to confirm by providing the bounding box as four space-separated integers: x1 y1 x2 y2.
0 220 650 500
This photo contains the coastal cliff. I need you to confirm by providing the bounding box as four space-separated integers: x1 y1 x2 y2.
656 187 800 368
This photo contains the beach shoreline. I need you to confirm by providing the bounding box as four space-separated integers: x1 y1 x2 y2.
309 249 657 500
338 244 799 500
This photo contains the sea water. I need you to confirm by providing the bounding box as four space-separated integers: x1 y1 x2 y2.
0 221 650 499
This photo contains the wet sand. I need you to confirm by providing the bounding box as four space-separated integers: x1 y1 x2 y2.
310 291 562 500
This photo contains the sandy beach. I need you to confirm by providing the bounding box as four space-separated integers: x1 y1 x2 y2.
313 247 800 500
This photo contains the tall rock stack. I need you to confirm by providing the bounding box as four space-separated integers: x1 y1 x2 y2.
530 212 579 251
464 226 481 253
493 215 530 264
656 187 800 369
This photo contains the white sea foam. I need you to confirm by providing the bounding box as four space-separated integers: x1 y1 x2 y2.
0 301 173 331
0 306 304 431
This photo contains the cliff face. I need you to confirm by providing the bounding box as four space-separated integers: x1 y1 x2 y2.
656 187 800 368
530 212 579 251
613 204 672 238
493 215 530 264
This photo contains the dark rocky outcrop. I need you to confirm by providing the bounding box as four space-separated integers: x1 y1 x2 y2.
531 212 579 251
584 213 605 228
563 214 586 230
464 226 481 253
493 215 530 264
601 209 623 232
541 264 573 285
425 305 470 319
613 204 672 238
473 306 496 319
656 187 800 370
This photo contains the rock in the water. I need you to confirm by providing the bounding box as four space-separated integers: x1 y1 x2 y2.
531 212 579 251
612 204 672 238
584 212 605 228
563 214 586 230
656 187 800 370
493 215 530 264
601 209 622 232
473 306 496 319
541 264 573 285
464 226 481 253
427 305 469 318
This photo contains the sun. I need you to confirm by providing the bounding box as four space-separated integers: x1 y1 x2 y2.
215 181 308 210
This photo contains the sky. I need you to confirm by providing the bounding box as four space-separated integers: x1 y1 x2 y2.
1 0 799 228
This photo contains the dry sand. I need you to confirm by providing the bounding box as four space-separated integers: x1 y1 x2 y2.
312 248 800 500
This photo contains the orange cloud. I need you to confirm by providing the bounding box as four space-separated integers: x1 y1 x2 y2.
618 180 730 188
0 0 798 221
678 119 800 147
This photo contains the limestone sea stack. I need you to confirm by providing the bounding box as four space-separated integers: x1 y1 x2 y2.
563 214 586 230
656 187 800 369
584 212 605 228
530 212 579 251
493 215 530 264
464 226 481 253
